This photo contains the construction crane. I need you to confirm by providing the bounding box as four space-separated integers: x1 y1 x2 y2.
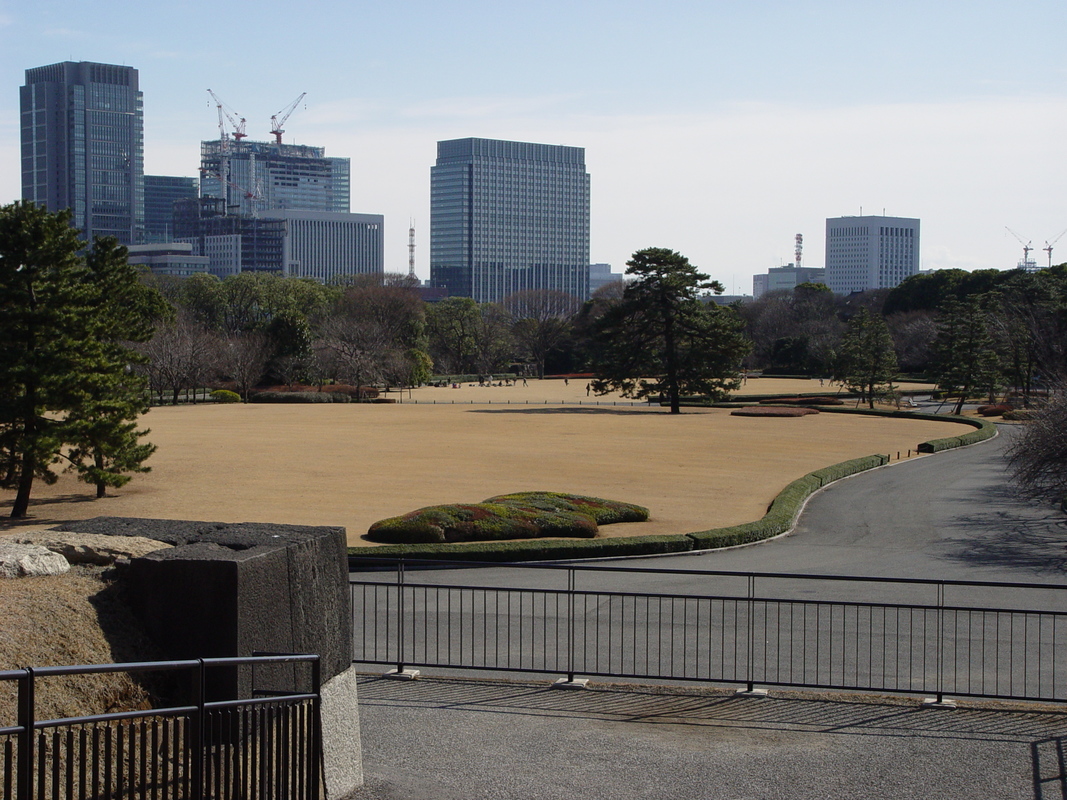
270 92 307 144
1005 227 1034 269
1043 229 1067 268
207 89 247 142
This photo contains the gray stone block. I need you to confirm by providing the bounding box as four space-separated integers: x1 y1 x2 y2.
320 665 363 798
62 517 352 701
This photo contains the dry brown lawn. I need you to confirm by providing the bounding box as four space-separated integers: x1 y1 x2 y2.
0 378 958 547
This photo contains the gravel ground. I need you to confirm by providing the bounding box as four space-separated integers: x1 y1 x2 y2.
349 675 1067 800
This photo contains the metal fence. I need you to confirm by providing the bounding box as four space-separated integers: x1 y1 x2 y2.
350 558 1067 703
0 654 321 800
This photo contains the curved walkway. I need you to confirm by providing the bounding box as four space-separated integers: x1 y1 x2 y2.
652 423 1067 583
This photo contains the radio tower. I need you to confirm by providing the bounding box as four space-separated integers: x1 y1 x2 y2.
408 219 417 279
795 233 803 268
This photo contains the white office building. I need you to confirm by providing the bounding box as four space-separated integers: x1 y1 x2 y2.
260 210 383 281
825 215 920 294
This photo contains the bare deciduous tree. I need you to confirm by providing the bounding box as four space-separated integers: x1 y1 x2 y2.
1008 382 1067 503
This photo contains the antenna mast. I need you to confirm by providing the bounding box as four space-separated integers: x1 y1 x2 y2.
408 219 417 279
794 233 803 269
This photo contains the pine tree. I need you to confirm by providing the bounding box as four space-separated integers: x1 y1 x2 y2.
933 297 1001 415
0 202 163 516
591 248 750 414
838 308 899 409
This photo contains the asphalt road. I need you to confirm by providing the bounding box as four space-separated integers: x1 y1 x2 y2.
651 422 1067 584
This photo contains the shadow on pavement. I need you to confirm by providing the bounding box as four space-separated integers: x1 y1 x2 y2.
358 675 1067 743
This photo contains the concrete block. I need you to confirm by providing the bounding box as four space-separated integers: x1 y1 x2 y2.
321 665 363 799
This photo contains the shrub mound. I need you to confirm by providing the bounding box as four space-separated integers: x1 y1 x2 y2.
367 492 649 544
731 406 820 417
1003 408 1039 421
251 391 349 404
758 396 844 406
977 404 1013 417
210 389 241 404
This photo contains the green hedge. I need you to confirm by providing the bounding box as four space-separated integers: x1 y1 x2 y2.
250 391 350 404
348 411 994 562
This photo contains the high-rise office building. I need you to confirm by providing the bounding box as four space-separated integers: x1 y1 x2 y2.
144 175 199 243
824 215 920 294
430 137 590 302
199 140 350 216
21 61 144 244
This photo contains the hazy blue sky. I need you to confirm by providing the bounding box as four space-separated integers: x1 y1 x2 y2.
2 0 1064 292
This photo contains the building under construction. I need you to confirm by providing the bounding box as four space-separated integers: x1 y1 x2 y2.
200 139 350 217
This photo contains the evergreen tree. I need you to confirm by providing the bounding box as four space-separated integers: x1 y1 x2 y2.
838 308 899 409
933 297 1001 414
591 248 750 414
0 202 162 516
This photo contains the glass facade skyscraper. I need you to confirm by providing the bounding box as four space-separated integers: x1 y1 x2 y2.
21 61 144 244
430 137 590 302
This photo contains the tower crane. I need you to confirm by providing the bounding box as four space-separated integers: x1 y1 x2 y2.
1043 229 1067 269
1005 227 1033 269
207 89 247 141
270 93 307 144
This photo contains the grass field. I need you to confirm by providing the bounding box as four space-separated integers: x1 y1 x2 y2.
0 379 958 546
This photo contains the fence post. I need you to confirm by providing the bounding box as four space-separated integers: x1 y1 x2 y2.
936 582 945 704
566 568 577 683
396 562 406 674
16 668 33 800
310 657 323 800
746 575 756 693
191 660 205 800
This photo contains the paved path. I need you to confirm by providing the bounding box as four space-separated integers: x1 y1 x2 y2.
351 675 1067 800
649 422 1067 584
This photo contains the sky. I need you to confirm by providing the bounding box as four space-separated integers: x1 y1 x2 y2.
1 0 1065 294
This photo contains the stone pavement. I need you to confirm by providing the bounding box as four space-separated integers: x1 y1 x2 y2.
349 674 1067 800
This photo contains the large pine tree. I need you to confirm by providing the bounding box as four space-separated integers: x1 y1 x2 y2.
590 248 750 414
0 202 164 516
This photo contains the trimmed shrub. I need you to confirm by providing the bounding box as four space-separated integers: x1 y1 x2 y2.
977 404 1012 417
731 406 820 417
210 389 241 404
250 391 349 403
1004 408 1039 421
366 492 649 544
758 397 845 406
484 492 649 525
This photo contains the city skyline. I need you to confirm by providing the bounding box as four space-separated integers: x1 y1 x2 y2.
2 1 1065 293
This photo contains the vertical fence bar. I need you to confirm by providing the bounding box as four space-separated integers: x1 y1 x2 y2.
396 562 406 674
566 568 577 682
16 669 33 800
745 575 756 692
936 582 945 703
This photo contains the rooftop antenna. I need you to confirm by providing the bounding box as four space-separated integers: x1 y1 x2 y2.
794 233 803 269
408 219 416 279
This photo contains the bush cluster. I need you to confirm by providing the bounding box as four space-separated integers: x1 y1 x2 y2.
250 391 350 404
977 404 1013 417
758 397 844 406
731 406 820 417
209 389 241 404
1003 408 1039 421
366 492 650 544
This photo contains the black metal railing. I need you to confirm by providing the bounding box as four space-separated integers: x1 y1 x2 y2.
0 654 321 800
349 557 1067 703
